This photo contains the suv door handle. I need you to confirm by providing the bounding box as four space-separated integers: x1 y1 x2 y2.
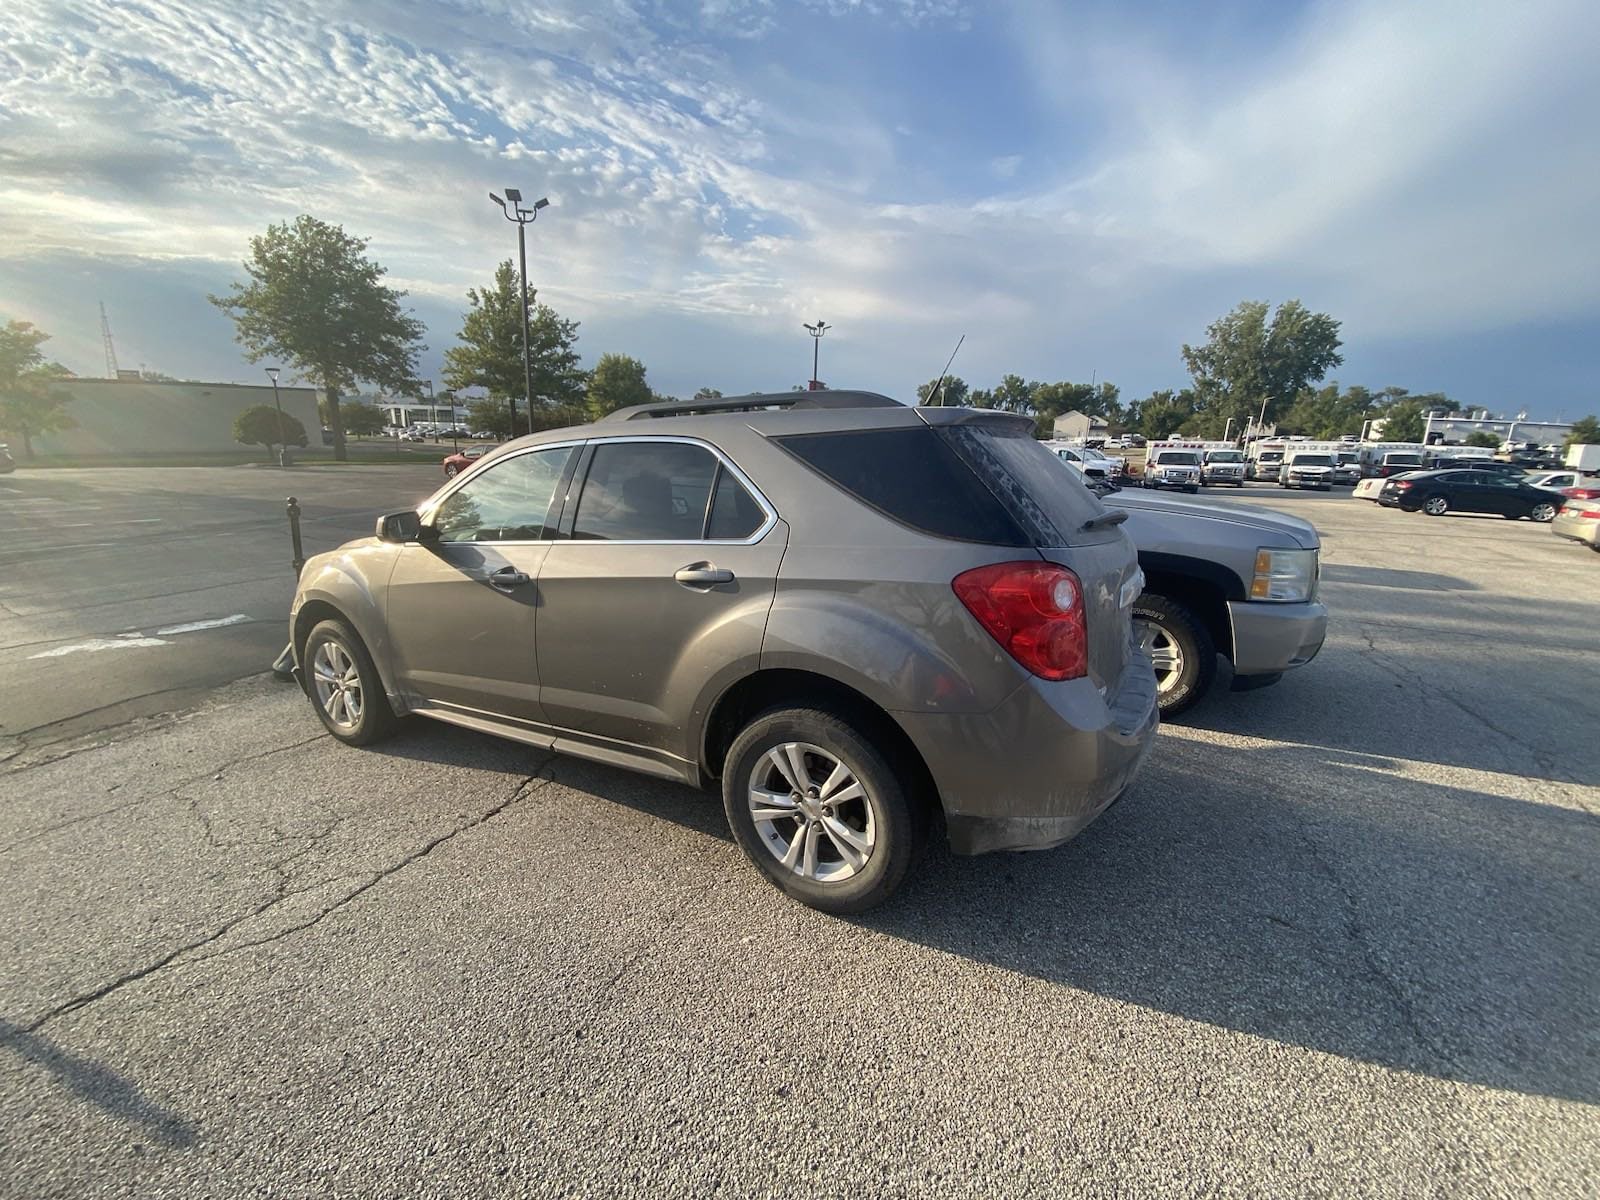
674 563 734 588
488 566 530 591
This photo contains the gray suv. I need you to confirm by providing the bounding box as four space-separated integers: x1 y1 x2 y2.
287 392 1158 913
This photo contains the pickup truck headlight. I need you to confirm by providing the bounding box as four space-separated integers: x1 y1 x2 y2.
1251 548 1318 602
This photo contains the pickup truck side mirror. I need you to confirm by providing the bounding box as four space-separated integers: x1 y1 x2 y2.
376 510 429 543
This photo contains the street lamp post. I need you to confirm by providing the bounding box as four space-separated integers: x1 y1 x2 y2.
803 319 831 389
490 188 550 438
265 366 287 468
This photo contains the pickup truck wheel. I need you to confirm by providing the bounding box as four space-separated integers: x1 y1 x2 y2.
1132 596 1216 718
723 707 918 915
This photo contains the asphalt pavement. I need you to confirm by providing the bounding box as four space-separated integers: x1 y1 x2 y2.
2 481 1597 1198
0 465 443 762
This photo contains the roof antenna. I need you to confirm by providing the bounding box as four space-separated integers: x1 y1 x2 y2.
923 334 965 406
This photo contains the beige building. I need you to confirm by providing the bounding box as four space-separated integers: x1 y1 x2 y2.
29 377 322 458
1052 410 1111 442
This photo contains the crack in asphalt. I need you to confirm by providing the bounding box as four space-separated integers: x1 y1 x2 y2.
1292 821 1454 1070
1350 620 1575 785
21 763 554 1034
0 733 331 855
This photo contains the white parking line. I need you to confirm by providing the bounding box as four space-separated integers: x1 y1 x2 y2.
60 519 165 528
30 636 171 658
25 613 256 658
155 614 252 635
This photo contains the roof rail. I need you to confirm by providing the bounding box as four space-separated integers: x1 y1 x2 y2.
602 390 903 421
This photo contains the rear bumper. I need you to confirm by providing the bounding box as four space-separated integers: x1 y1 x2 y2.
1550 513 1600 547
899 652 1160 856
1227 600 1327 676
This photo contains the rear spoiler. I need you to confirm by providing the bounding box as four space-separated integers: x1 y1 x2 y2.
913 406 1034 432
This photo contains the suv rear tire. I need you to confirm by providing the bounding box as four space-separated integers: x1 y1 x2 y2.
1133 595 1217 719
302 618 397 746
722 706 919 914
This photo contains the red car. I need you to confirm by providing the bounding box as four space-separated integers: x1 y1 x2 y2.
441 445 491 478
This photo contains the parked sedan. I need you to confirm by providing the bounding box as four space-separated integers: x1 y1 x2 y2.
1550 502 1600 552
441 444 492 477
1378 470 1564 521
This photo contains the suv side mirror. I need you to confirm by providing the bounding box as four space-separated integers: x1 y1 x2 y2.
376 510 425 542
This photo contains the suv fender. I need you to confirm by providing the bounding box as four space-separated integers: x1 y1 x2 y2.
758 590 1024 716
292 547 401 704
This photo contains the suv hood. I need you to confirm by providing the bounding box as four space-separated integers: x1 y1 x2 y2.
1110 491 1320 550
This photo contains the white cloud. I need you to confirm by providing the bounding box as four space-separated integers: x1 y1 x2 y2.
0 0 1596 404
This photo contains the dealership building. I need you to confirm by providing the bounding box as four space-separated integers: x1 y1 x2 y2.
26 377 323 458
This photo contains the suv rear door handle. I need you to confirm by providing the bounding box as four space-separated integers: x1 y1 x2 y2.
488 566 530 591
675 563 734 588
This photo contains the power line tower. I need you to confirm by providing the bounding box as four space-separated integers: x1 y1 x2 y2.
99 301 120 378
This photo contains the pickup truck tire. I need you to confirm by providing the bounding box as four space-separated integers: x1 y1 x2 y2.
1132 595 1216 718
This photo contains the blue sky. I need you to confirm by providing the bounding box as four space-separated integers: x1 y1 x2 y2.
2 0 1597 419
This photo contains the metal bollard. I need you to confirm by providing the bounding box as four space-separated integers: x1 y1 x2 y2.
286 496 305 576
273 497 307 683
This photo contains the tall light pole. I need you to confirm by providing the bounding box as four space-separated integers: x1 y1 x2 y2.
1223 416 1235 444
1253 394 1276 439
490 188 549 438
803 319 831 390
265 366 287 468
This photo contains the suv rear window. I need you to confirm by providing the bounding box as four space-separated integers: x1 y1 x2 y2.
775 427 1030 545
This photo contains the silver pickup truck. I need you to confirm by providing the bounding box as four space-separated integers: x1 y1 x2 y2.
1111 491 1327 716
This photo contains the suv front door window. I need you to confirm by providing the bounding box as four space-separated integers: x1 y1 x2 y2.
384 444 576 720
536 439 786 749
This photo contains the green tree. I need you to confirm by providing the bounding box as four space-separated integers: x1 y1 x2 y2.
585 353 652 419
1379 401 1426 443
442 260 586 436
210 215 424 461
1126 389 1198 440
1279 382 1381 440
692 387 723 402
916 375 969 406
342 402 386 437
234 404 308 459
991 374 1037 414
1182 300 1343 433
1463 431 1501 449
0 320 74 460
466 397 513 439
1564 415 1600 449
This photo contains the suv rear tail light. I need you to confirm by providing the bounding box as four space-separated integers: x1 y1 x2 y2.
952 562 1087 681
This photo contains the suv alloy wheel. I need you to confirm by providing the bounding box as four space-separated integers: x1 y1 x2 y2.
722 706 920 914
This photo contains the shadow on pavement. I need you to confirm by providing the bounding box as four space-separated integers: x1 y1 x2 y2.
861 733 1600 1106
0 1020 198 1148
1319 563 1479 591
369 712 1598 1104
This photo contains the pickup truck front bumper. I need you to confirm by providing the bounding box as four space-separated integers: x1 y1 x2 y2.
1228 599 1327 677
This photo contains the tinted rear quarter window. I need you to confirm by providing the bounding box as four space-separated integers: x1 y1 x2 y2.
941 422 1106 543
775 427 1030 545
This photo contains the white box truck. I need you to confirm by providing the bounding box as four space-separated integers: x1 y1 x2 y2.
1565 444 1600 473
